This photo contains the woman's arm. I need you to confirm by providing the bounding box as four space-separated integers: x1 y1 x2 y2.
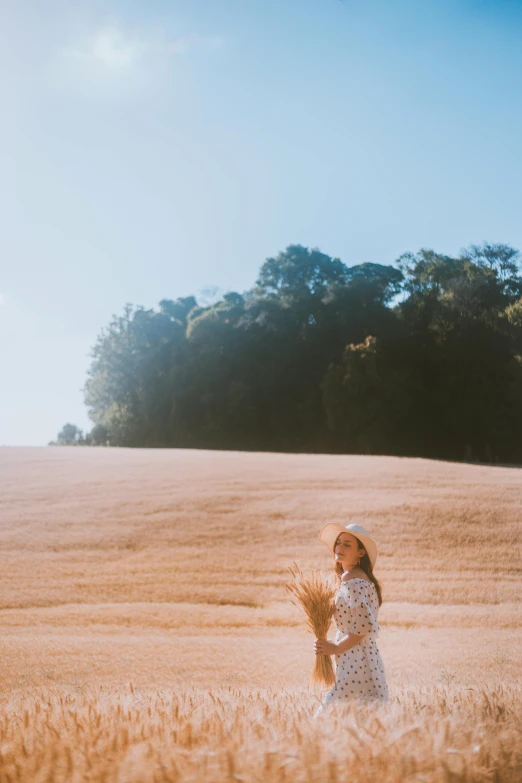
314 632 366 656
335 632 365 654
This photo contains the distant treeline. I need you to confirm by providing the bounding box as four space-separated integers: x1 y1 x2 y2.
52 242 522 462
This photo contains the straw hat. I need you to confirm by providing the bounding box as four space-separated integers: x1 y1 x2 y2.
319 523 378 569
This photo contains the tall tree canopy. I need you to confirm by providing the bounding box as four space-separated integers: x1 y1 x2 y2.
55 241 522 462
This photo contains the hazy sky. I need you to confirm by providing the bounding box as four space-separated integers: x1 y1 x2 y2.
1 0 521 446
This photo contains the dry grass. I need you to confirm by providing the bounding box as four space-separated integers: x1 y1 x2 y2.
0 446 521 781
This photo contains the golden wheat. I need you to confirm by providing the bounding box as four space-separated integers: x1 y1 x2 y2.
1 447 521 781
286 562 337 686
0 683 520 782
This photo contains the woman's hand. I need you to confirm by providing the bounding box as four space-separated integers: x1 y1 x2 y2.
314 639 338 656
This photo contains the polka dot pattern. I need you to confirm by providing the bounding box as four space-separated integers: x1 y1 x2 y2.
316 578 389 714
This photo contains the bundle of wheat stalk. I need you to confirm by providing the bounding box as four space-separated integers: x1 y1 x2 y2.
286 561 337 687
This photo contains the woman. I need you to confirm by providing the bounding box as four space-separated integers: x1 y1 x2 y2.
313 522 389 716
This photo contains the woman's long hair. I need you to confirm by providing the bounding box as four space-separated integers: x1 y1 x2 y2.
333 534 383 606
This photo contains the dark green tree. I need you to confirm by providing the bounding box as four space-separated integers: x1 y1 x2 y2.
84 303 188 447
51 423 84 445
78 241 522 462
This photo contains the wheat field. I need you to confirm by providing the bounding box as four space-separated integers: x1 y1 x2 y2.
1 446 521 782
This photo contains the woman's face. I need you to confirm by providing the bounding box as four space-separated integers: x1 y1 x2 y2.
334 532 365 569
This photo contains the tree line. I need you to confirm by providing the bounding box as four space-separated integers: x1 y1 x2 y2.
51 242 522 462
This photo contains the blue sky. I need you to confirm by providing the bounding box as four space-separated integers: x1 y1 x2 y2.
1 0 521 446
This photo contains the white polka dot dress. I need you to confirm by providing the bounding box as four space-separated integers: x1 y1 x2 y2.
316 578 389 713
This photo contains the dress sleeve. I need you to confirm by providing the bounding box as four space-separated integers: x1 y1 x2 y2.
339 582 380 635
